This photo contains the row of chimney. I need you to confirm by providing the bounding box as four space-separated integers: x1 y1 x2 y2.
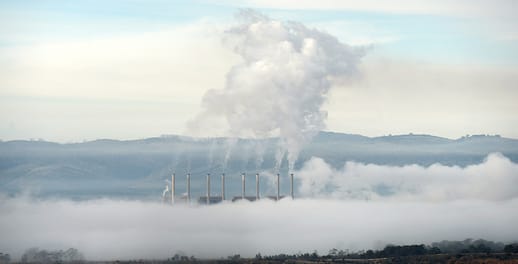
170 173 294 204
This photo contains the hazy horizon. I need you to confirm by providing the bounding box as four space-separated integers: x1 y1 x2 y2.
2 130 515 144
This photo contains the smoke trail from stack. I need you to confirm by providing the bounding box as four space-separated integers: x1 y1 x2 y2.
253 141 266 171
207 139 217 173
188 9 366 172
222 138 237 172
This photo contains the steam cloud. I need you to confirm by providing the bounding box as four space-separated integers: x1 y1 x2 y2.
1 154 518 261
188 10 365 171
297 153 518 201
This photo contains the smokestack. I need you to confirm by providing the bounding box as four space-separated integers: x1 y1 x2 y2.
290 173 294 199
276 173 280 201
221 173 225 201
242 173 246 199
187 173 191 203
171 173 175 204
256 173 260 200
207 173 211 205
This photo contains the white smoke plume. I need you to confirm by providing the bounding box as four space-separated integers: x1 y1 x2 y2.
253 140 266 171
297 153 518 201
207 139 217 172
222 138 237 172
188 10 366 172
162 180 171 202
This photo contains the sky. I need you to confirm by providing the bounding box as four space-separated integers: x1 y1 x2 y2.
0 0 517 142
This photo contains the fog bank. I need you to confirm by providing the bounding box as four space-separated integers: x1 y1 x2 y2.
1 196 517 260
297 153 518 201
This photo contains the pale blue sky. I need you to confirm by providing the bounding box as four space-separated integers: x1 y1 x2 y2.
1 0 517 141
1 0 516 64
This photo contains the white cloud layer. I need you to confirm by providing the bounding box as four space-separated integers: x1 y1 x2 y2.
1 153 518 260
1 196 517 261
297 153 518 201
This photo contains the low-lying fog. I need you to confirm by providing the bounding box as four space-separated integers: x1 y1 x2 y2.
0 197 517 260
1 153 517 261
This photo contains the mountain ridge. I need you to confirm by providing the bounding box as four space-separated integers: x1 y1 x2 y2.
1 131 514 145
1 131 517 200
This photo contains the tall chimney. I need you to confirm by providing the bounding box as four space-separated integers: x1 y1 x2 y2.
221 173 225 201
171 173 175 204
276 173 280 201
290 173 294 199
256 173 260 200
187 173 191 203
242 173 246 199
207 173 211 205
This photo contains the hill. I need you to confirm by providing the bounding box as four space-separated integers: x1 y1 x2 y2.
1 132 517 200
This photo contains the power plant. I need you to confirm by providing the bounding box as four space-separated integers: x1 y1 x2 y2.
166 172 294 205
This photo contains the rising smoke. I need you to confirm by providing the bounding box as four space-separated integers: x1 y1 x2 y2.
188 10 366 172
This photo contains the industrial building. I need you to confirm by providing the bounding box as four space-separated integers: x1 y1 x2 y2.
168 172 294 205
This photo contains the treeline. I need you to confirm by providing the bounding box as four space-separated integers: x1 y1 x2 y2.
20 248 84 263
0 253 10 264
256 239 518 262
2 239 518 263
353 244 438 259
432 239 505 254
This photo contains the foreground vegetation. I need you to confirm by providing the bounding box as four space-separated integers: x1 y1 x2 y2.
2 239 518 263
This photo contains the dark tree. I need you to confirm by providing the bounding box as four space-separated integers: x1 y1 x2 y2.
21 248 84 263
504 243 518 253
0 253 11 264
427 246 442 254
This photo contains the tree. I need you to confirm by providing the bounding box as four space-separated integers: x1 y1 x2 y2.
504 243 518 254
427 247 441 254
0 253 10 264
61 248 84 262
379 244 427 257
328 248 338 257
21 248 84 263
364 250 375 259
